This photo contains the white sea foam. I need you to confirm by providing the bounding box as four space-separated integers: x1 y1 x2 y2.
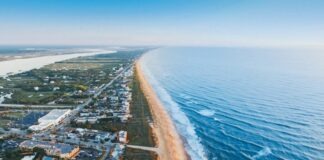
140 57 208 160
186 100 198 104
252 147 272 160
0 50 116 77
179 93 193 99
198 109 215 117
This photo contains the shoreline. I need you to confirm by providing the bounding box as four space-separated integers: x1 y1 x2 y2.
0 50 115 77
135 61 188 160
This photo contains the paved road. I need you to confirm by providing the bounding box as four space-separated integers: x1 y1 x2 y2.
0 64 132 111
94 64 133 98
54 64 133 130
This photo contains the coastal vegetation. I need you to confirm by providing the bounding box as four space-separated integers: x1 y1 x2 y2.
0 50 145 105
123 147 157 160
71 69 155 147
126 70 154 147
70 67 156 159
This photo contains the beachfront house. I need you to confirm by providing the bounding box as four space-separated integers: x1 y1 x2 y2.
118 131 127 143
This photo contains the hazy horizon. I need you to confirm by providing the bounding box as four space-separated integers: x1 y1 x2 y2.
1 0 324 48
0 1 324 159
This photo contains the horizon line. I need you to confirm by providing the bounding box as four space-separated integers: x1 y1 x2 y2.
0 43 323 50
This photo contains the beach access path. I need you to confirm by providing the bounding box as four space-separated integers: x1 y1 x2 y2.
126 144 161 154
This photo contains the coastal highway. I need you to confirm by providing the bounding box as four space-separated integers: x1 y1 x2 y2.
93 63 133 98
54 63 134 130
75 63 133 111
0 64 133 111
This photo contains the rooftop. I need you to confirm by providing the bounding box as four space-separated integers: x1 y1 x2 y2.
39 109 71 122
20 140 77 154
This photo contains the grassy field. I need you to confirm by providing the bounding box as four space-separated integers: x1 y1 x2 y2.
2 148 24 160
126 71 154 147
1 111 25 119
0 111 26 128
0 119 10 128
4 90 61 104
123 147 157 160
44 62 103 70
122 69 156 160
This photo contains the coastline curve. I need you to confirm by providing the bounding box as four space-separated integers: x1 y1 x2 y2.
135 61 188 160
137 52 207 160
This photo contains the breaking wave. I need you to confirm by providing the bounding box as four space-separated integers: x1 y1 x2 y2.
137 47 324 159
251 147 272 160
140 59 207 160
198 109 215 117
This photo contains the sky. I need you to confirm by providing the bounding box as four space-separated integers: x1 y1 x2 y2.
0 0 324 47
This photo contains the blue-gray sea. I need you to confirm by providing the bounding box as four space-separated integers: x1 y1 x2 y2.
140 47 324 160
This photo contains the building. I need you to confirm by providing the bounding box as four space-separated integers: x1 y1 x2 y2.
21 155 36 160
19 140 80 159
34 86 39 91
80 112 90 117
118 131 127 143
111 144 125 160
29 109 71 131
95 133 110 142
75 117 98 124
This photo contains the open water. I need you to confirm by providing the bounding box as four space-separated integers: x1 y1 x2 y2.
140 47 324 160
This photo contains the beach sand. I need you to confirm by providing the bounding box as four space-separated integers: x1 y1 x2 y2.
135 61 188 160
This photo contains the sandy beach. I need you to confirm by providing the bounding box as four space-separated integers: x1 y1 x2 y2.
135 61 188 160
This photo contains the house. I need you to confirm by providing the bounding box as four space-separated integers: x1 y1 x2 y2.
19 140 80 159
118 131 127 143
95 133 110 142
75 117 98 124
111 144 125 159
34 86 39 91
80 112 90 117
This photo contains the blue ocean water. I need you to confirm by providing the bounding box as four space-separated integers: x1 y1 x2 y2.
140 47 324 160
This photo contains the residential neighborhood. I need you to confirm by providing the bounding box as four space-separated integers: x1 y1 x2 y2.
0 49 157 160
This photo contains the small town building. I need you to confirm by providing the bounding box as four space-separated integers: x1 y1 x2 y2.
19 140 80 159
118 131 127 143
29 109 71 131
34 86 39 91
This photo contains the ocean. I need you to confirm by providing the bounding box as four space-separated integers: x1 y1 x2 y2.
139 47 324 160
